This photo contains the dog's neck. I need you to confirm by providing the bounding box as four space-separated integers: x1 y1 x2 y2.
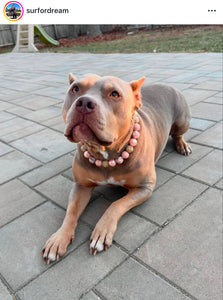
79 113 141 168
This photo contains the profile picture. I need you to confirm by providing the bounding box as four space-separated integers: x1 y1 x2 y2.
3 1 24 21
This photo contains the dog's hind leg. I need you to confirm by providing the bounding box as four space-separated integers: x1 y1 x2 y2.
170 114 192 156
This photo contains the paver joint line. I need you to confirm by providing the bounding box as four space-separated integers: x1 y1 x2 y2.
130 254 199 300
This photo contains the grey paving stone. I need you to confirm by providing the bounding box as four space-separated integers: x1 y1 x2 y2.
0 141 13 156
11 128 75 163
0 88 7 95
96 258 189 300
81 291 101 300
192 121 223 149
33 86 66 100
215 91 222 98
157 143 212 173
183 149 222 185
14 95 61 110
24 106 61 123
0 179 45 227
193 80 222 91
204 96 223 105
2 124 45 143
18 242 127 300
81 196 157 251
10 82 45 93
6 106 32 117
42 115 64 127
35 175 73 208
0 280 12 300
181 89 217 106
0 90 29 102
0 100 14 111
49 102 63 108
164 71 208 84
183 128 201 141
0 117 44 142
191 102 223 121
187 76 212 84
135 188 222 300
0 150 41 184
134 175 207 225
155 167 175 189
215 178 223 189
20 154 72 186
159 150 168 159
115 213 157 252
80 196 111 226
51 122 65 133
189 117 215 131
0 111 15 123
161 82 192 91
62 167 74 181
0 202 90 291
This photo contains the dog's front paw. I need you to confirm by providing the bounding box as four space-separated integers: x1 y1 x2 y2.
42 228 74 264
90 214 117 255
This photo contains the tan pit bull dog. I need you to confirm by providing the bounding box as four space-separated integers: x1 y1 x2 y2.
42 73 192 263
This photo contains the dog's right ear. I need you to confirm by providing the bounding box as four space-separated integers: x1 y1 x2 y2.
69 73 76 84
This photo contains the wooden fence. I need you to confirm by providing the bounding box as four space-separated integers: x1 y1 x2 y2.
0 25 167 47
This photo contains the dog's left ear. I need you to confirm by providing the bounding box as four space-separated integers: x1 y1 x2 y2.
69 73 76 85
130 77 146 110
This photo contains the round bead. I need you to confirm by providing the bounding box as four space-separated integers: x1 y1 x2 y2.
89 156 95 164
126 145 134 153
116 156 124 164
102 160 109 168
109 159 116 167
84 151 90 159
95 160 102 167
81 144 87 152
134 115 140 123
129 138 137 147
132 131 140 139
122 151 130 159
134 123 140 131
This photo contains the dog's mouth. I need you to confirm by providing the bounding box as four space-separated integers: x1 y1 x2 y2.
64 122 113 146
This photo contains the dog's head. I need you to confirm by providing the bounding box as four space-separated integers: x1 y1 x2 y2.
63 73 145 150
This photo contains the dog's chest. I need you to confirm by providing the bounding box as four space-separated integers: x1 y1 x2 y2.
88 176 126 186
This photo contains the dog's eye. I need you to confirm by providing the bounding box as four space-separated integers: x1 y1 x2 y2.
73 85 79 93
110 91 119 98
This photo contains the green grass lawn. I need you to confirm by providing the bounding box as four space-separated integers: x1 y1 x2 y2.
1 26 223 54
41 26 223 53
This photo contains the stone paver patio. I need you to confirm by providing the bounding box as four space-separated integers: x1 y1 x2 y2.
0 52 222 300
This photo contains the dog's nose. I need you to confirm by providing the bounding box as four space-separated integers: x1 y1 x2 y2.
75 97 97 114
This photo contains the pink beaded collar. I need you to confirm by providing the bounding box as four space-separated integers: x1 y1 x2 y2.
80 114 140 168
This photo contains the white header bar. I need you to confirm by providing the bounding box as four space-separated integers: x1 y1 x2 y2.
1 0 222 24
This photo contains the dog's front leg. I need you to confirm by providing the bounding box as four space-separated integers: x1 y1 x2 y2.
90 181 155 255
42 183 94 263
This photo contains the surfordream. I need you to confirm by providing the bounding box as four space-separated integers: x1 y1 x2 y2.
26 8 69 13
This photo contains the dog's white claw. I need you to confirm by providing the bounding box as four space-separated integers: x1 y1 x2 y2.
181 148 186 155
48 253 56 262
186 147 191 154
90 239 104 254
